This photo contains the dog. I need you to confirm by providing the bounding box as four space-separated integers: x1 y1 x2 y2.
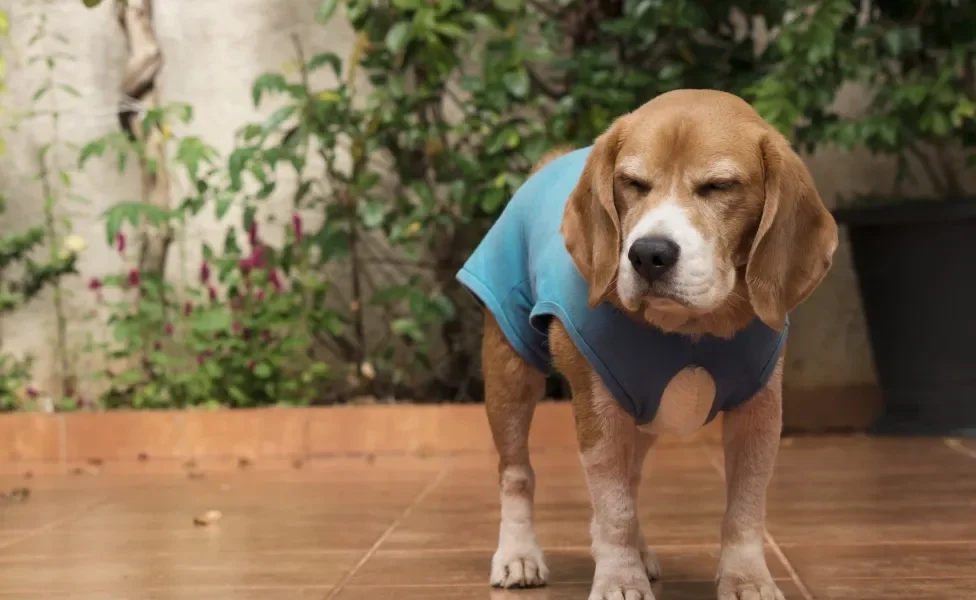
456 89 838 600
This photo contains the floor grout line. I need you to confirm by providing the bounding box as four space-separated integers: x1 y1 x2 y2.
320 465 452 600
702 445 817 600
945 438 976 461
0 496 111 552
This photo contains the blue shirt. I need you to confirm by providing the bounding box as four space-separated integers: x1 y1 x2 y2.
457 147 787 425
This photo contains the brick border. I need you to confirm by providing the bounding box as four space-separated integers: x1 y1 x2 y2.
0 402 721 467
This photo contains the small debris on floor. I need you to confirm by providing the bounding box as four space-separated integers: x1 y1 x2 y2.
23 471 33 480
237 456 253 470
364 453 376 466
87 458 104 467
193 509 222 527
187 470 206 480
0 487 31 503
72 464 101 476
291 458 305 470
182 459 198 471
137 452 149 462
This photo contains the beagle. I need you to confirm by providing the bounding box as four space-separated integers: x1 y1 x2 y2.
456 90 838 600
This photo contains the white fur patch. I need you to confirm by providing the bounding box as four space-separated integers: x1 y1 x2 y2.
640 366 715 437
491 465 549 588
617 194 724 311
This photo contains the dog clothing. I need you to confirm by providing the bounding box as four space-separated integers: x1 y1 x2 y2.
456 147 787 425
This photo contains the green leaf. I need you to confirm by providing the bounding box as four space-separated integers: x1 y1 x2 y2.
493 0 521 12
385 22 412 54
254 362 273 378
308 52 342 77
176 137 213 180
192 307 232 333
82 0 104 7
316 0 339 23
503 68 529 98
391 317 424 342
32 86 49 102
360 198 386 229
59 83 82 98
262 105 297 135
251 73 287 107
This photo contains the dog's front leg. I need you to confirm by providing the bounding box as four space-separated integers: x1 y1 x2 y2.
716 357 786 600
575 375 656 600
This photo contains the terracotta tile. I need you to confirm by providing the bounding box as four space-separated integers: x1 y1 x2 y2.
0 550 356 593
808 579 976 600
0 492 106 532
0 588 329 599
348 547 789 587
180 408 310 459
335 582 804 600
62 412 185 462
0 414 62 462
769 504 976 545
782 542 976 582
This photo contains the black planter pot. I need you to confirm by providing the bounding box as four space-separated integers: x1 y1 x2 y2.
834 198 976 437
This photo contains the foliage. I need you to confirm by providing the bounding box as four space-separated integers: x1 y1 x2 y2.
749 0 976 198
78 107 336 409
65 0 976 410
0 5 80 411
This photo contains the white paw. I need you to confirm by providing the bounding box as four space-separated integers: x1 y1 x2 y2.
589 557 655 600
490 537 548 588
717 578 786 600
717 547 785 600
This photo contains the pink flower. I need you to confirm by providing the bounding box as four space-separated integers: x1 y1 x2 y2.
88 278 102 291
196 355 205 366
261 330 272 342
26 387 38 399
208 285 218 301
248 220 259 246
232 321 242 333
116 232 126 254
127 269 140 288
247 360 256 370
200 261 210 283
238 245 266 272
292 213 303 242
184 302 193 316
269 269 282 292
164 323 174 335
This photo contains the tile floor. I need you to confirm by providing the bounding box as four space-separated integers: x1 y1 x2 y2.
0 437 975 599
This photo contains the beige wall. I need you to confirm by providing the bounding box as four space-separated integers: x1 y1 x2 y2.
2 0 932 403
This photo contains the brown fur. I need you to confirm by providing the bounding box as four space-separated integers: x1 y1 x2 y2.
481 89 836 599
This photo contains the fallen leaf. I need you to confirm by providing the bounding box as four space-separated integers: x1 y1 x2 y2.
193 510 222 526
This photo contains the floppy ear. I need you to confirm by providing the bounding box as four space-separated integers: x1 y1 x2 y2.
561 117 629 308
746 132 839 330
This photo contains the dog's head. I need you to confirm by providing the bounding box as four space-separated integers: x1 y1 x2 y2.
561 89 838 336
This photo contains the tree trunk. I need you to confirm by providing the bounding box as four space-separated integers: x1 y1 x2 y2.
116 0 172 277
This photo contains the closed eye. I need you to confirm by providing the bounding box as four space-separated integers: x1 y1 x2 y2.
621 176 651 194
697 180 737 195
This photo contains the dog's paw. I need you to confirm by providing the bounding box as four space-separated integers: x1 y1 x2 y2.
589 558 655 600
716 579 786 600
716 548 785 600
490 540 548 588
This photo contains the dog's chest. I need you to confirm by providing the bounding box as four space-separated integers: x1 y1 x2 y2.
638 366 716 437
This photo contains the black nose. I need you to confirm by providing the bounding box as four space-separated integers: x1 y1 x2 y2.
628 237 680 284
